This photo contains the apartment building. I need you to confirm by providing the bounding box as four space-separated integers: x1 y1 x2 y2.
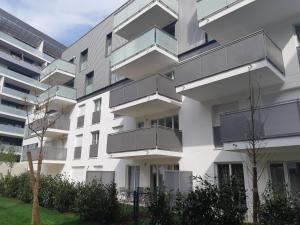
19 0 300 212
0 9 65 157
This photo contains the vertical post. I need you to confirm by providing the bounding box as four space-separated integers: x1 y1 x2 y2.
133 189 139 225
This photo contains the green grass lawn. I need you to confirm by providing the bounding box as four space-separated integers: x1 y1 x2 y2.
0 197 98 225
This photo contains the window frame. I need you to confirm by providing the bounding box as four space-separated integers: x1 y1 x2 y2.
105 33 112 57
91 131 100 145
79 49 88 71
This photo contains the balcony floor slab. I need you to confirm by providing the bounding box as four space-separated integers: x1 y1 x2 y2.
108 148 182 159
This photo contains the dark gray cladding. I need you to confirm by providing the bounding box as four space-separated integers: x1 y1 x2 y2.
0 8 66 58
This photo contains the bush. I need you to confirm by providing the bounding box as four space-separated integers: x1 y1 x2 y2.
259 188 300 225
146 188 177 225
177 177 247 225
16 173 32 203
75 181 119 224
39 175 56 209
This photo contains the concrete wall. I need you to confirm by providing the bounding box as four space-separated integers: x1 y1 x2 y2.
0 162 28 176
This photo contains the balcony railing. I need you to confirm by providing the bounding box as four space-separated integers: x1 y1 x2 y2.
0 104 26 118
22 147 67 161
0 66 48 90
38 85 76 102
2 87 36 103
114 0 178 29
107 126 182 154
110 74 181 108
175 30 285 87
197 0 243 22
220 100 300 143
30 115 70 132
0 124 24 136
40 59 76 81
0 31 54 63
110 27 178 68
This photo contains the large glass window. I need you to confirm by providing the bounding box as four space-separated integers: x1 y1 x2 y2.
128 166 140 191
151 115 179 129
217 163 245 188
85 71 94 94
150 164 179 189
270 163 286 193
287 162 300 194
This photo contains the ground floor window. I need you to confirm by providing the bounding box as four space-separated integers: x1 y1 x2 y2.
217 163 245 188
150 164 179 189
270 162 300 194
128 166 140 191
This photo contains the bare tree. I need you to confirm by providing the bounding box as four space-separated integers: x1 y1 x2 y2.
244 70 270 225
24 87 63 225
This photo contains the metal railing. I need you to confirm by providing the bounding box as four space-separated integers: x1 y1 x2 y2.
38 85 76 102
0 30 54 62
107 126 182 154
110 74 181 108
0 123 24 135
0 104 26 118
2 87 36 102
110 27 178 68
114 0 178 29
220 99 300 143
30 115 70 132
175 30 285 87
40 59 76 81
22 147 67 161
0 66 48 90
197 0 244 22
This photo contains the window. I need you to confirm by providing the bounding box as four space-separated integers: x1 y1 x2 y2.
76 135 83 147
91 131 100 145
217 163 245 188
151 115 179 129
295 25 300 44
269 162 300 194
150 164 179 188
80 49 88 71
212 102 238 148
163 22 176 37
78 105 85 117
85 71 94 94
137 122 144 129
94 99 101 112
128 166 140 191
287 162 300 194
106 33 112 56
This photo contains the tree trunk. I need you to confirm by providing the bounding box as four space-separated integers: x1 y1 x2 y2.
252 165 259 225
31 182 41 225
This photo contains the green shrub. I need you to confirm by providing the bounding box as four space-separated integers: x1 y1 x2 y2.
146 188 177 225
16 173 32 203
259 188 300 225
177 177 247 225
52 175 77 213
2 174 19 198
39 175 56 209
75 181 119 224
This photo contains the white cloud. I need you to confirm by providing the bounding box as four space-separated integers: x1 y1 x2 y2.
0 0 128 44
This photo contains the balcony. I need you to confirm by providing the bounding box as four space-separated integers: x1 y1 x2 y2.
1 87 36 104
0 124 24 138
0 31 54 63
107 126 182 159
114 0 178 40
28 115 70 138
110 74 181 117
0 66 48 91
0 144 23 154
22 147 67 163
175 31 285 101
220 100 300 150
110 27 178 80
197 0 300 44
40 59 76 85
0 104 26 120
38 85 76 108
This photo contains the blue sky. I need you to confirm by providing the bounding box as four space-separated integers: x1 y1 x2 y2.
0 0 128 46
